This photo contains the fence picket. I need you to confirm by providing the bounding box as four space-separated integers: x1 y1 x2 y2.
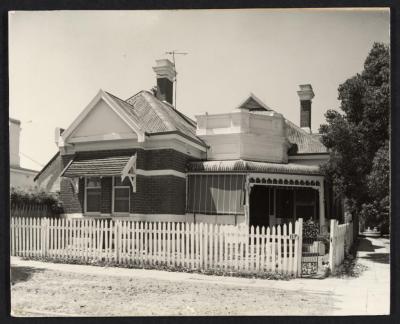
293 221 299 276
277 225 281 273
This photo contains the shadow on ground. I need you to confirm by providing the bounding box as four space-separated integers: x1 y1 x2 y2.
359 253 389 264
357 238 383 252
11 266 45 285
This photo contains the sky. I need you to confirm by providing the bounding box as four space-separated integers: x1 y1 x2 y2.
8 9 390 171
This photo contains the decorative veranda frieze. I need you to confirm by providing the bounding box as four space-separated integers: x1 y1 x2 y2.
247 172 324 190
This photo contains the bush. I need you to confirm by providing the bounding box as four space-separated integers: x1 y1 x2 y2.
303 219 320 240
10 187 63 214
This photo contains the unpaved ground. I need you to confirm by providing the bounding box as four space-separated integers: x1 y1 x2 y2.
11 266 334 316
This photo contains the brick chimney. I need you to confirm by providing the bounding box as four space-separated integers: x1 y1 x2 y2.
297 84 315 134
152 59 176 105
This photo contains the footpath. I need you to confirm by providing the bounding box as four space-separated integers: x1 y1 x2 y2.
11 236 390 316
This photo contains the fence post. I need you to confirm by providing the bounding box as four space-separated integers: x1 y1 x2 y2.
296 218 303 277
329 219 337 274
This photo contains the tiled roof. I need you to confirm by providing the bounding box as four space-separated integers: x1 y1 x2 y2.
285 120 328 154
123 91 206 147
188 160 322 175
62 155 131 177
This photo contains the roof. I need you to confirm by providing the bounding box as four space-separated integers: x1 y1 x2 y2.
235 94 327 155
10 165 38 174
187 160 322 175
34 152 60 181
124 91 206 147
62 155 132 178
237 93 272 111
285 120 328 154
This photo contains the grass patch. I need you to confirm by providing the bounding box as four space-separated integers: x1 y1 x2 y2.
20 256 293 281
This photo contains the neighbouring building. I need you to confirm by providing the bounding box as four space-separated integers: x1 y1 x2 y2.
36 59 344 231
9 118 38 190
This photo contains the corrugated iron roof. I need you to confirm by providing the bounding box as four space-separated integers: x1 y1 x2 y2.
62 155 131 177
285 120 328 154
187 160 322 175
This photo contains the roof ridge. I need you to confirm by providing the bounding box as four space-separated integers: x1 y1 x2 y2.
104 91 142 126
125 89 150 102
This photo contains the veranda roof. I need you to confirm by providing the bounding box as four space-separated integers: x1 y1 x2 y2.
187 160 322 175
61 155 132 178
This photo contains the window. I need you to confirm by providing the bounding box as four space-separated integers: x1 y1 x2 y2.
85 177 101 213
113 176 130 213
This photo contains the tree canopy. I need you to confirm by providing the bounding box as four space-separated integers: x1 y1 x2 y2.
319 42 390 232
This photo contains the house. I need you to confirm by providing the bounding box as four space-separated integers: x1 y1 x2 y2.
36 59 344 231
9 118 38 190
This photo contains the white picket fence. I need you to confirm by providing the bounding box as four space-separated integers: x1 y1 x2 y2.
10 217 303 277
329 219 354 273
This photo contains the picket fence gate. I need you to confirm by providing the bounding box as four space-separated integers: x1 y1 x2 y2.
329 219 354 273
10 217 303 277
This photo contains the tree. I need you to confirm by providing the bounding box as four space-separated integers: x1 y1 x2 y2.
319 43 390 232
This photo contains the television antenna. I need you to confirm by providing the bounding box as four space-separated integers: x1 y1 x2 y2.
165 50 188 109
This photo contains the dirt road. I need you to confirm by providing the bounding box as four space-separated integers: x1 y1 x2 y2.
11 265 333 316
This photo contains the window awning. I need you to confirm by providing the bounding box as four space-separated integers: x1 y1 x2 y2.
61 155 133 178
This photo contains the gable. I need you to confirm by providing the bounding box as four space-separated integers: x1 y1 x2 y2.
69 99 137 142
237 94 271 112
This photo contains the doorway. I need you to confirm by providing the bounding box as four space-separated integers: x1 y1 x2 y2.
249 185 271 228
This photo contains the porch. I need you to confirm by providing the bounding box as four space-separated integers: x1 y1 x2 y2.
186 160 327 231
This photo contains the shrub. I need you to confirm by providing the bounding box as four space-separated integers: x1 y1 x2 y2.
303 219 320 240
10 187 63 214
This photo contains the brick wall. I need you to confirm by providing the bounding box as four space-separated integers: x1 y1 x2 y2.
130 175 186 214
60 177 84 214
73 148 194 172
59 148 194 215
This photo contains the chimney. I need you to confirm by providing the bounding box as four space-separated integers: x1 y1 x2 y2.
297 84 315 134
152 59 176 105
9 118 21 167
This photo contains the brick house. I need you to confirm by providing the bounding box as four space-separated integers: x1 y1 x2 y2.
36 59 343 231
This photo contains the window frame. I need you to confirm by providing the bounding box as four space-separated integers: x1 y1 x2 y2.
112 176 131 215
84 177 102 214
